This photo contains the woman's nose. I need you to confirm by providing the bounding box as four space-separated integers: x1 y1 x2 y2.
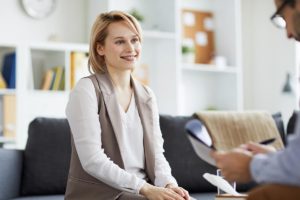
126 42 134 51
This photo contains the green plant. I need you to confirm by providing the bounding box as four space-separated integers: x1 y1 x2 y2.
129 9 144 22
181 45 195 54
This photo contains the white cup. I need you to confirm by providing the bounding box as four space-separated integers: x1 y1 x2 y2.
214 56 227 69
216 169 236 195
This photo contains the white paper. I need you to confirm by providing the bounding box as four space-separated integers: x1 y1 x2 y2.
183 12 195 26
195 32 208 46
203 173 241 196
187 134 216 166
204 17 214 31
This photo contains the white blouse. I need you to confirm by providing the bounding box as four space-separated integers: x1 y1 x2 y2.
66 78 177 194
118 94 146 180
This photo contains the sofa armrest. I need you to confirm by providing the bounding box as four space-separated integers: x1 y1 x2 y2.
0 149 23 200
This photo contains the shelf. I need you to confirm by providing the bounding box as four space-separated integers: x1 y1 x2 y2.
182 63 238 74
0 42 18 48
143 30 176 40
29 42 89 52
0 89 16 95
0 136 16 143
182 0 213 11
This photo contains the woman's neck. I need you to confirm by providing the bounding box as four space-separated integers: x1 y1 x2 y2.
107 67 132 91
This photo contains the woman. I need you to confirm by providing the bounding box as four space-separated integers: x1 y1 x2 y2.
65 11 190 200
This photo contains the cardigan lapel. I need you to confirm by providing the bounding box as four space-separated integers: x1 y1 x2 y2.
131 77 156 183
95 73 155 182
95 73 126 164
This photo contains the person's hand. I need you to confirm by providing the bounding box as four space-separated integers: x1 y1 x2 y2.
211 149 253 183
140 183 185 200
165 184 190 200
240 142 276 155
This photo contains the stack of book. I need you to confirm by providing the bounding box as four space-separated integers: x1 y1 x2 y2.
2 95 16 139
1 52 16 89
70 52 89 89
40 66 65 90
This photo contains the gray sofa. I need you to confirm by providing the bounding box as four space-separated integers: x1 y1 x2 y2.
0 113 289 200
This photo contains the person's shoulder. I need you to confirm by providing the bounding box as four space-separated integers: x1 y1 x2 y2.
73 77 94 93
137 83 154 98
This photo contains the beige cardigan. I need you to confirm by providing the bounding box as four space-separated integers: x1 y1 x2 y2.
65 73 176 200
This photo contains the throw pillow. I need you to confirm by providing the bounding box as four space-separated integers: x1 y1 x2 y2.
21 118 71 195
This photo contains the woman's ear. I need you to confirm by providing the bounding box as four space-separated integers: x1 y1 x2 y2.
96 43 105 56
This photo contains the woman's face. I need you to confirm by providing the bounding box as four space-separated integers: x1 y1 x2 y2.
97 21 141 72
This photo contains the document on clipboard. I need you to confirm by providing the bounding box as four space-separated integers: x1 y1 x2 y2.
185 119 216 166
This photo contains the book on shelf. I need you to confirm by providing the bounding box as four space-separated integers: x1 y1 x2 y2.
0 73 7 89
215 194 247 200
3 95 16 138
40 69 54 90
0 98 3 136
59 69 65 90
1 52 16 89
40 66 65 91
51 66 64 90
70 52 89 89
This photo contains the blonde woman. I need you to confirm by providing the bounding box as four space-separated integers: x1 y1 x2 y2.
65 11 190 200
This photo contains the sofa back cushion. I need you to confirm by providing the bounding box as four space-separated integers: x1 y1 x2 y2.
160 115 217 193
21 118 71 196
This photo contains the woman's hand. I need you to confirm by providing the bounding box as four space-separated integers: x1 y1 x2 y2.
165 184 190 200
140 183 186 200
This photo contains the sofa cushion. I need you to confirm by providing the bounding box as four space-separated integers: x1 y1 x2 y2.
272 112 286 145
12 195 64 200
287 110 299 135
160 115 217 193
0 149 23 199
21 118 71 196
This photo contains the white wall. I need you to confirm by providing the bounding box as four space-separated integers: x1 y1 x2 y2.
0 0 87 43
242 0 299 124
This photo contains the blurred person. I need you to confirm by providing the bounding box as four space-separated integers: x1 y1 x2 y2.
211 1 300 199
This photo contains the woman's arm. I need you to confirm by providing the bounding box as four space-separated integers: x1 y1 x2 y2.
145 87 178 187
250 131 300 186
66 78 145 194
146 87 190 200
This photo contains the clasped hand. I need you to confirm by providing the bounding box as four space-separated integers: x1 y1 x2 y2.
140 183 190 200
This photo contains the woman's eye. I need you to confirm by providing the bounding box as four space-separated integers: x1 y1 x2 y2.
115 40 124 44
132 38 139 43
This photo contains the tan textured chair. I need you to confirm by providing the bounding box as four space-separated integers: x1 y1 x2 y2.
195 111 284 150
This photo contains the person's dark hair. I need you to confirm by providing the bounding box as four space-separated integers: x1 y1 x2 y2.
283 0 296 6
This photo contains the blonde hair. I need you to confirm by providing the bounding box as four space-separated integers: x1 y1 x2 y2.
88 10 142 74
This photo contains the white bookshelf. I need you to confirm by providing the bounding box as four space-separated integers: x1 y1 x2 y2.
182 63 238 74
0 42 90 148
0 0 243 148
178 0 243 114
143 30 176 40
0 44 17 147
0 89 16 95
